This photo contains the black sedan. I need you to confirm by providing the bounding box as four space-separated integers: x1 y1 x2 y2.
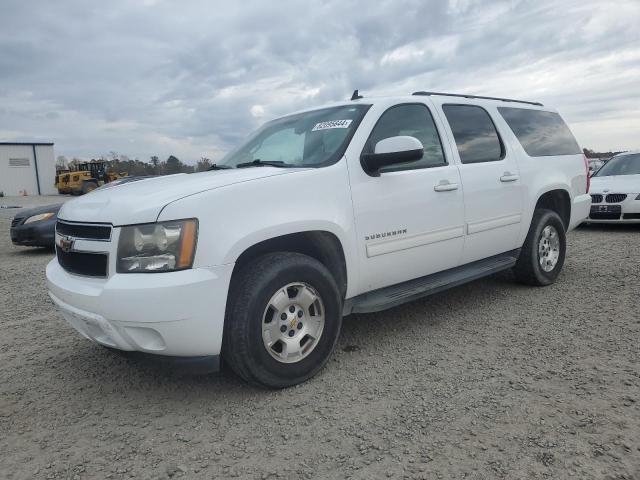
10 203 61 248
10 176 154 249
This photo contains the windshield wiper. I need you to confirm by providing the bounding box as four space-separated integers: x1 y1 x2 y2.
235 159 292 169
207 164 233 171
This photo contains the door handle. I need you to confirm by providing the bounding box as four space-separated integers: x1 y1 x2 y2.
500 172 519 182
434 180 459 192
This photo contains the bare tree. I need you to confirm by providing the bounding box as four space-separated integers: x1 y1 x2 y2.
69 157 83 169
196 157 212 172
56 155 68 170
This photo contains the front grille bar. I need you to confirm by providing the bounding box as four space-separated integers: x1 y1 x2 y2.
56 248 109 277
56 220 112 241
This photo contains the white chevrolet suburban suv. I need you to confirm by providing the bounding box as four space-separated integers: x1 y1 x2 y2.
47 91 591 388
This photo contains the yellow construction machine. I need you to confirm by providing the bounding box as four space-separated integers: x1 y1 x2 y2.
55 161 128 195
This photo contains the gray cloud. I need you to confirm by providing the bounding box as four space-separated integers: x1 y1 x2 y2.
0 0 638 161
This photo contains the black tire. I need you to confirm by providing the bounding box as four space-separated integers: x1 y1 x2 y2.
513 209 566 286
222 252 342 388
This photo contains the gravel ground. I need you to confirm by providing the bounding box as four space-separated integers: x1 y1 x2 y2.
1 196 639 480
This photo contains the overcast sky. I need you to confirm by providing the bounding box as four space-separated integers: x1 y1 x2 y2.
1 0 638 163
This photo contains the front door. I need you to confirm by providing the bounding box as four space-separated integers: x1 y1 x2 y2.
348 102 466 293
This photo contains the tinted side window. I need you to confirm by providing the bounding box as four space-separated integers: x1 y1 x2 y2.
364 104 446 172
498 107 581 156
443 105 504 164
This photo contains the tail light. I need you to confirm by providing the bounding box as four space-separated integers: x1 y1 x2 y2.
583 154 590 193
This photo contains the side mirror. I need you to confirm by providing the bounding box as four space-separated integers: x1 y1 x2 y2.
360 136 424 176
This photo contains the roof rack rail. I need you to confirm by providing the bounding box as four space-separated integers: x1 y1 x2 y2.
412 91 543 107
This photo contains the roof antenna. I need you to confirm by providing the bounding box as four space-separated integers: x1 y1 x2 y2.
350 89 363 101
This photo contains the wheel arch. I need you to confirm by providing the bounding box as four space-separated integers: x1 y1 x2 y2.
534 188 571 230
230 230 349 298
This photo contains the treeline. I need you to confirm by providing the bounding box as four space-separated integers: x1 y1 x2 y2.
107 155 213 176
56 154 213 176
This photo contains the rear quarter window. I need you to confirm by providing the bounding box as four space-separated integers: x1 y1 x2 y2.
498 107 581 157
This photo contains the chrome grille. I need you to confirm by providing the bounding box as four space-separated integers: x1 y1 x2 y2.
605 194 627 203
55 221 112 277
590 194 603 204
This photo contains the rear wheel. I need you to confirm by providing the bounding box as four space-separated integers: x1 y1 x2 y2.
222 252 342 388
513 209 566 286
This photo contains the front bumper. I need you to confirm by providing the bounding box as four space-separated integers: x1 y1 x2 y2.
46 259 234 357
585 217 640 224
584 194 640 223
10 219 56 247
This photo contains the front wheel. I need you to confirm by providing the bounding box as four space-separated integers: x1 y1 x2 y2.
513 209 566 286
222 252 343 388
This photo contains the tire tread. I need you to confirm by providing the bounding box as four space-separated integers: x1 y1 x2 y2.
514 208 565 286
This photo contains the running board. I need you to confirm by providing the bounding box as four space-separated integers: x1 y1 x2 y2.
347 249 520 314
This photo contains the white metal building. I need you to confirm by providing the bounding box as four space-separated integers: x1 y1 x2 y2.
0 142 57 196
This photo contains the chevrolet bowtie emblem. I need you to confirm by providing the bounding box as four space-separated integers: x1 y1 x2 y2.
58 235 74 253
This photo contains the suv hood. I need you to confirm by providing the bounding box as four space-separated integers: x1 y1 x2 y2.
590 174 640 194
58 168 299 226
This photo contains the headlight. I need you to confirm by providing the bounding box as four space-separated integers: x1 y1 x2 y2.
636 194 640 200
117 219 198 273
24 212 55 224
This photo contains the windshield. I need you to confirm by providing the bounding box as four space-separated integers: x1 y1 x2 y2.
594 154 640 177
219 105 370 168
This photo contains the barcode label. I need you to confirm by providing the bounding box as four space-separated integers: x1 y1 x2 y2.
312 119 353 131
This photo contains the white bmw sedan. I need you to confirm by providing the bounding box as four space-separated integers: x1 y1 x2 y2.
587 151 640 223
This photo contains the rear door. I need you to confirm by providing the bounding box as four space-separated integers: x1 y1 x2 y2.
435 102 524 264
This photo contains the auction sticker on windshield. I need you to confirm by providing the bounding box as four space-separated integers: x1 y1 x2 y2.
312 119 353 131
